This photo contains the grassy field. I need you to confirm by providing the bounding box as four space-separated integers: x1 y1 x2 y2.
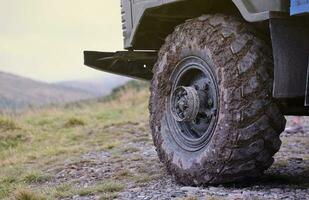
0 81 152 200
1 80 308 200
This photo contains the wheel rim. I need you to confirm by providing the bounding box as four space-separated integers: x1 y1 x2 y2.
166 56 219 152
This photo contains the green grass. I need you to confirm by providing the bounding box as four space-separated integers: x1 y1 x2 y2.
0 80 150 199
134 174 160 184
22 171 51 184
0 132 28 151
49 184 74 198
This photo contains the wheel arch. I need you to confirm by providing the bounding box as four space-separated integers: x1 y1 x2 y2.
125 0 289 50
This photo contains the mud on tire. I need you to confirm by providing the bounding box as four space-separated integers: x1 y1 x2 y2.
149 14 286 185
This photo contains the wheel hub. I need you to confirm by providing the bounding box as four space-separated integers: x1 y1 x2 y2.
167 56 219 151
171 82 216 125
171 86 200 122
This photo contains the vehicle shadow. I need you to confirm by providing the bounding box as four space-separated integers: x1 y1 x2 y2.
223 162 309 189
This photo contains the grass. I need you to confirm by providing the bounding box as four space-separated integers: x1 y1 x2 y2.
130 154 144 162
134 174 160 184
120 146 140 154
99 193 119 200
14 189 45 200
50 184 74 198
0 117 19 131
41 181 124 199
272 160 288 168
113 169 134 180
0 80 150 199
103 141 120 150
64 117 85 127
22 171 51 184
0 132 28 151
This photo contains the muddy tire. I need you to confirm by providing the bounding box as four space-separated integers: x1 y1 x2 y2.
149 14 286 185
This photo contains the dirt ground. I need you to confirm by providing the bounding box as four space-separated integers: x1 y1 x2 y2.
41 117 309 200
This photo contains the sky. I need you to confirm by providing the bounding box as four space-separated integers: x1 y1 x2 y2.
0 0 123 82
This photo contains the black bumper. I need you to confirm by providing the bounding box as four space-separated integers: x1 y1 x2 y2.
84 51 157 80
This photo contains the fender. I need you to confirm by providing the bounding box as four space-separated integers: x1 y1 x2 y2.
232 0 289 22
122 0 289 50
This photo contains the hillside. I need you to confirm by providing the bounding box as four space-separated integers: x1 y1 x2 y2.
56 76 131 97
0 72 96 112
0 81 308 200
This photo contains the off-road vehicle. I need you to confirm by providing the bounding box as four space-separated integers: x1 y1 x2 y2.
84 0 309 185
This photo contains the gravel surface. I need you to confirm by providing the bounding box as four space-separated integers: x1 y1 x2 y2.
47 119 308 200
118 129 309 200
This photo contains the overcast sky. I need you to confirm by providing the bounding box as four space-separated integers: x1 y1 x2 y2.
0 0 123 82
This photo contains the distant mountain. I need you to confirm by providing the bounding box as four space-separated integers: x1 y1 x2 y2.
56 76 131 97
0 71 98 112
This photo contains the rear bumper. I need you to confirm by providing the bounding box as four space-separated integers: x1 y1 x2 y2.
84 51 157 80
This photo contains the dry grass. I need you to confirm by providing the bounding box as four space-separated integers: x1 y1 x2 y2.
120 146 140 154
0 117 20 131
14 189 45 200
0 82 149 199
64 117 85 127
113 169 134 180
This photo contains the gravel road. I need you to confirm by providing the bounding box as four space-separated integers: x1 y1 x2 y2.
49 119 308 200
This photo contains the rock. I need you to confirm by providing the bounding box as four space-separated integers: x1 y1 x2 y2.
180 186 199 193
131 187 142 192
